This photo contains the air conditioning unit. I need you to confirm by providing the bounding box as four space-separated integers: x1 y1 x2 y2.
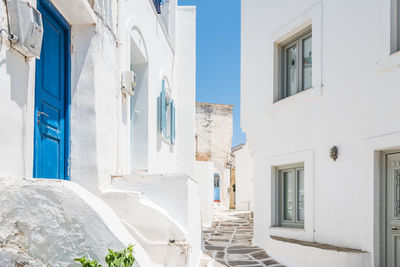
7 0 44 58
121 71 137 96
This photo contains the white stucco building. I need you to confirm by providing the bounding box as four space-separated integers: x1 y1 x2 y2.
231 143 254 211
194 160 215 227
0 0 200 266
242 0 400 266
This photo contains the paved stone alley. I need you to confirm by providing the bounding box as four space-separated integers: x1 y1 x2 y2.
202 211 284 267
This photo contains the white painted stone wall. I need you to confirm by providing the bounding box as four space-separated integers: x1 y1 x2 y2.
232 143 254 211
103 173 201 267
0 0 196 192
175 6 197 179
0 178 153 267
196 102 233 209
241 0 399 265
194 161 215 227
0 0 199 266
0 0 35 179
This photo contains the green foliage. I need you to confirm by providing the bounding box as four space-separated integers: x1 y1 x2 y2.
105 244 135 267
74 245 135 267
74 256 102 267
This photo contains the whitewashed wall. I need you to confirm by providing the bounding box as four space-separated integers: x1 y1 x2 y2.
175 6 196 178
0 0 195 192
0 0 198 266
242 0 400 266
195 161 215 227
233 143 254 211
0 1 35 179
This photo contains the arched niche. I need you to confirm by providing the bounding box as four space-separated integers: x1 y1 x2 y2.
130 27 149 171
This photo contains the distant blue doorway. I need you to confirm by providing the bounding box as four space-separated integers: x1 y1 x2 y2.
33 0 70 179
214 173 220 202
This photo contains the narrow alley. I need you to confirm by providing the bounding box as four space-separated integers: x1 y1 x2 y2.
203 212 284 267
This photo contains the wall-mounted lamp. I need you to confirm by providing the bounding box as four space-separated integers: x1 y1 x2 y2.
330 146 338 161
226 161 233 169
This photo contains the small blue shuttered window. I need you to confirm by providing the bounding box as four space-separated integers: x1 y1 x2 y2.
159 79 176 144
153 0 165 14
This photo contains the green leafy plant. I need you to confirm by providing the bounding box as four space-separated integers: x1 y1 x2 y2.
74 245 135 267
74 256 102 267
105 244 135 267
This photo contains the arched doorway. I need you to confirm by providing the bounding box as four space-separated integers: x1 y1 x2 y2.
129 28 149 171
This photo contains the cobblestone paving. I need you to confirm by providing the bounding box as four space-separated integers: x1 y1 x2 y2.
203 211 285 267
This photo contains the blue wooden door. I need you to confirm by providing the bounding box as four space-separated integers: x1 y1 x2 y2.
34 0 70 179
214 174 220 202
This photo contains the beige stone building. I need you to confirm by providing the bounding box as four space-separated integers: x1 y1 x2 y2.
195 102 233 209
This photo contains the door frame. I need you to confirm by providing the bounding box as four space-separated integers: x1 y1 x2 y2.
229 168 236 210
33 0 71 180
214 173 221 202
380 149 400 266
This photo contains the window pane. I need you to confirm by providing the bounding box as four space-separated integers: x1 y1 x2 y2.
166 101 171 137
283 171 294 221
286 44 298 96
302 36 312 90
297 169 305 222
398 0 400 49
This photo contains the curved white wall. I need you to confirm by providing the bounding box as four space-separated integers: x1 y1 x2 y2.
0 178 152 267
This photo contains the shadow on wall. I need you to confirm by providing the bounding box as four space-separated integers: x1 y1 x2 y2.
70 25 98 188
71 25 95 98
7 50 29 108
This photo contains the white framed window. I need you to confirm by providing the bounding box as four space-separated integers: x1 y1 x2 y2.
398 0 400 49
279 29 312 100
277 165 304 228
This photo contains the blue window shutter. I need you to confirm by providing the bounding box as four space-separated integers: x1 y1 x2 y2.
153 0 161 14
160 80 166 133
171 99 176 144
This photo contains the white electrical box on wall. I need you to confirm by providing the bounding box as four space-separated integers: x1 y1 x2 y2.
7 0 43 58
121 71 137 96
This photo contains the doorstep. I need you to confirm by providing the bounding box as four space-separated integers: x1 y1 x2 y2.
270 236 366 253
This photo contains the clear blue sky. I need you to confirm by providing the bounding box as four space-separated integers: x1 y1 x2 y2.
178 0 245 147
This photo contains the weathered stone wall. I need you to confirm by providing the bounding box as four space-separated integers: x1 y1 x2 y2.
196 102 233 208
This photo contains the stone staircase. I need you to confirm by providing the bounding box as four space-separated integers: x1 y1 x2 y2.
102 173 198 267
